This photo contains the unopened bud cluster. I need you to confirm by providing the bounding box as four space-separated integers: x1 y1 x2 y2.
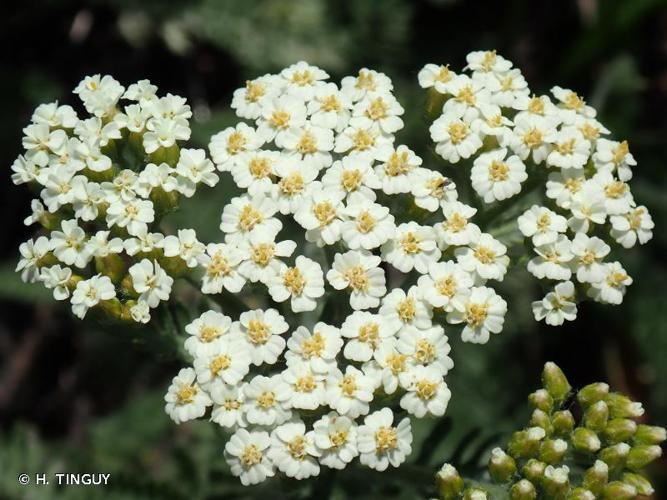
435 362 665 499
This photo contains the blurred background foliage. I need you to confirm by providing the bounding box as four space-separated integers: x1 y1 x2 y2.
1 0 666 498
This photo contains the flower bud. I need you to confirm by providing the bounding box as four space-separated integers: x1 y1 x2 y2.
97 297 124 319
522 459 546 482
571 427 601 453
530 409 552 433
529 389 553 412
599 442 630 470
551 410 575 436
567 488 595 500
542 362 571 404
577 382 609 408
582 460 608 496
541 465 570 498
583 401 608 432
489 447 516 483
626 444 662 471
121 273 139 298
462 487 487 500
605 393 644 419
435 463 464 500
95 254 127 283
634 424 667 445
622 472 654 496
508 427 545 459
539 438 568 464
602 418 636 444
601 481 636 500
509 479 536 500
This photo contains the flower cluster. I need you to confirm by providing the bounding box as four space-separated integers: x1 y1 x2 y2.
435 362 665 500
419 50 653 327
13 76 219 322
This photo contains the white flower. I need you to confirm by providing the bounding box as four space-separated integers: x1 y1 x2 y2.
224 429 275 486
334 118 393 159
327 250 386 310
546 127 590 169
285 323 343 374
238 229 296 284
40 166 77 212
50 219 88 268
380 287 432 334
313 412 358 469
184 310 233 356
546 168 586 209
570 233 610 283
230 150 278 196
397 325 454 375
258 95 307 145
326 365 375 418
234 309 288 366
31 101 78 129
444 74 490 113
281 363 326 410
128 259 173 308
418 64 457 93
106 198 155 236
591 170 634 216
129 300 150 324
272 155 320 214
308 82 352 131
172 148 218 197
532 281 577 326
193 336 251 387
143 117 190 153
357 408 412 471
382 222 440 273
482 69 529 107
527 236 574 281
210 381 246 429
40 265 72 300
209 122 264 171
341 68 393 102
23 199 46 226
610 206 654 248
341 311 394 362
471 102 514 138
200 243 246 294
70 274 116 319
123 79 157 105
164 368 211 424
517 205 568 246
351 91 404 134
430 107 482 163
243 374 292 426
293 183 345 246
470 148 527 203
219 194 281 242
341 192 396 250
510 114 556 164
74 74 124 118
448 286 507 344
282 61 328 99
231 75 279 120
365 338 412 394
161 228 206 268
268 420 320 480
123 227 164 256
399 365 451 417
437 202 480 247
268 256 325 313
466 50 513 73
411 169 457 212
568 187 607 233
551 86 596 123
417 261 474 311
280 124 334 169
456 232 509 281
593 139 635 181
321 153 381 201
587 262 632 305
71 177 104 221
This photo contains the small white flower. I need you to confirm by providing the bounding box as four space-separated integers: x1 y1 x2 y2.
129 300 150 324
546 168 586 209
143 117 190 153
230 150 278 196
285 323 343 374
281 363 326 410
610 206 654 248
327 250 386 310
470 148 527 203
466 50 513 73
268 420 320 480
237 229 296 284
50 219 88 268
164 367 211 424
70 274 116 319
448 286 507 344
594 139 635 181
171 148 218 197
231 75 279 120
591 170 634 216
40 265 73 300
313 412 359 469
418 64 457 93
399 365 451 417
444 74 490 113
341 311 394 362
128 259 173 308
546 126 590 169
352 91 404 135
568 187 607 233
74 74 124 118
417 261 474 311
219 194 281 242
280 124 334 169
341 192 396 250
517 205 568 246
551 86 596 123
437 202 480 247
334 118 393 159
31 101 78 129
510 114 556 164
411 169 457 212
293 183 345 246
570 233 610 283
258 95 307 145
357 408 412 471
455 232 509 281
282 61 328 100
381 222 440 274
229 308 287 366
200 243 246 294
321 153 381 201
379 287 432 334
243 374 292 426
587 262 632 305
527 236 574 281
184 310 233 356
193 336 251 387
106 198 155 237
210 381 246 429
123 227 164 256
341 68 393 102
268 256 325 313
532 281 578 326
272 155 320 215
397 325 454 375
308 82 352 131
365 338 412 394
326 365 375 418
224 428 275 486
430 107 482 163
161 228 206 268
210 122 264 171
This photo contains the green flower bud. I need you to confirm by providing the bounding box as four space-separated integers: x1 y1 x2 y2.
571 427 601 453
605 393 644 419
626 444 662 471
435 463 464 500
621 472 654 496
149 144 180 167
582 460 608 496
529 389 553 412
541 464 570 498
426 87 448 120
462 487 487 500
601 481 636 500
509 479 536 500
489 447 516 483
530 409 552 433
121 273 139 298
599 442 630 470
583 401 608 432
539 438 568 464
603 418 636 444
567 487 595 500
97 297 124 319
522 459 546 482
508 427 546 459
95 254 127 283
577 382 609 408
552 410 575 436
634 424 667 445
542 362 571 404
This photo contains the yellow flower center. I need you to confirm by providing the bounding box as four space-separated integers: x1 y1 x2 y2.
564 177 582 193
415 339 436 364
351 129 375 151
256 391 276 409
295 374 316 393
355 71 377 91
536 213 551 231
387 353 407 375
448 122 469 144
176 384 198 405
330 430 349 448
487 113 503 127
356 210 377 234
445 213 467 232
427 176 447 197
375 426 398 453
279 172 304 196
241 444 263 467
436 277 457 298
580 250 597 265
604 181 627 199
287 436 307 460
208 253 232 277
358 322 380 347
397 298 416 322
556 138 576 156
223 398 240 411
247 319 270 345
245 80 265 102
291 70 314 86
200 325 221 343
343 265 369 292
209 355 231 376
416 380 438 400
481 50 497 71
436 65 451 83
400 232 421 254
489 160 509 182
227 131 247 154
527 96 544 115
301 332 325 358
456 85 476 105
465 302 488 327
320 94 341 112
580 123 600 140
341 169 362 192
270 109 291 129
297 131 318 154
628 207 644 230
238 205 263 232
313 201 336 227
384 151 411 177
366 97 389 120
251 243 275 267
283 267 306 295
339 374 357 397
607 272 628 288
564 92 585 111
613 140 630 164
248 157 272 179
523 128 543 148
474 245 496 264
501 76 514 91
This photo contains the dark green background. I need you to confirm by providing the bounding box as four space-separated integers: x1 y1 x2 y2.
0 0 665 498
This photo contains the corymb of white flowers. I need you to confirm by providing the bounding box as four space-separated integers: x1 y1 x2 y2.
12 49 653 485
